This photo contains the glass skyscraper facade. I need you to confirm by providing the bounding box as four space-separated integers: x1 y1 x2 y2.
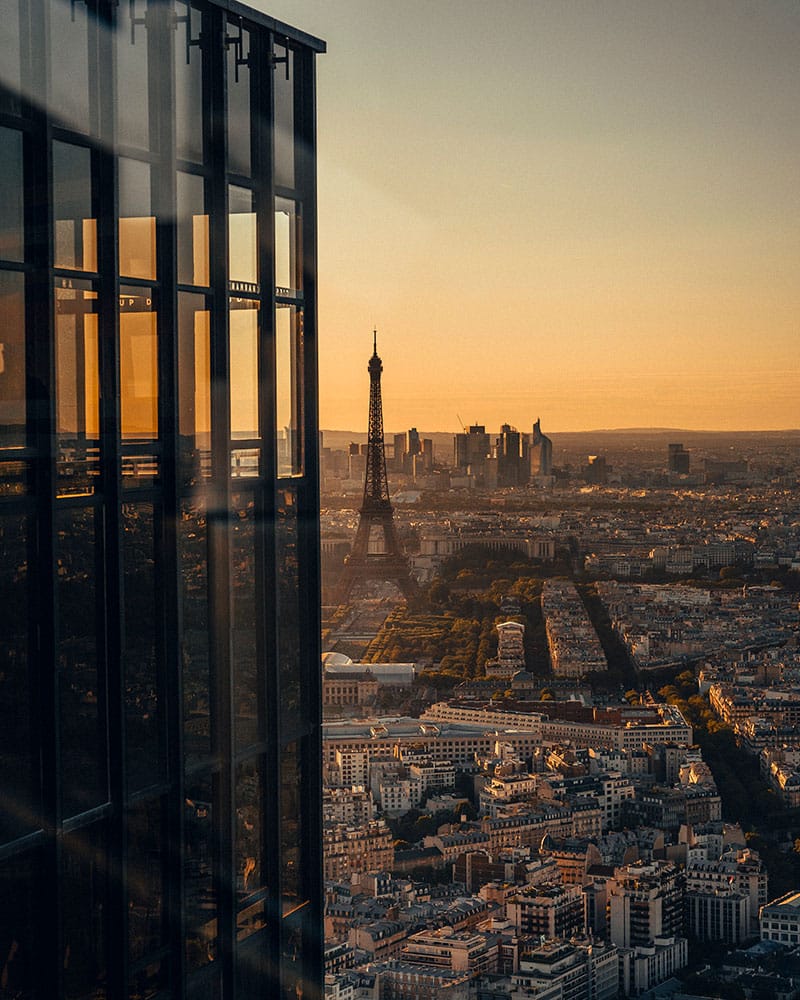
0 1 324 996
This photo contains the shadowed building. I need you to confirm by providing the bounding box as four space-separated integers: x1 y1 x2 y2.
0 3 324 997
530 417 553 479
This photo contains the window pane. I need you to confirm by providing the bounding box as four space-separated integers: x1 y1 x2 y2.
62 824 108 999
273 43 295 189
229 185 257 289
281 740 311 1000
276 306 303 477
0 853 36 1000
236 758 266 941
123 502 162 792
119 158 156 280
128 798 165 964
53 142 97 272
227 23 251 176
178 292 211 484
0 271 26 449
274 198 301 297
0 4 21 116
177 172 209 286
57 506 108 818
229 298 259 440
0 129 24 262
49 0 90 131
232 492 259 749
0 512 35 844
120 286 158 441
185 775 216 971
116 0 150 150
277 487 301 736
55 281 100 495
175 2 204 164
180 500 211 765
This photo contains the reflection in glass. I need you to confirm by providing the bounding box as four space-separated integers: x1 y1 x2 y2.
119 158 156 280
277 488 301 735
56 507 107 818
274 198 301 295
231 447 260 479
276 306 304 477
174 2 204 163
273 43 295 189
120 286 158 441
185 775 216 971
48 0 90 131
236 758 266 940
0 129 23 261
128 798 164 965
62 824 107 998
229 298 259 440
0 271 26 449
0 5 21 115
227 23 251 176
229 185 257 289
281 741 309 1000
122 503 162 793
55 281 99 494
0 853 36 998
53 142 97 272
180 500 211 765
115 0 150 150
177 172 209 286
232 493 259 749
0 513 35 845
178 293 211 483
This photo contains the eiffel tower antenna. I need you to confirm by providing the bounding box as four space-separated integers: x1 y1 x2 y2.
336 331 416 605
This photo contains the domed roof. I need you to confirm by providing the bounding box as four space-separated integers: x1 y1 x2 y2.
321 651 353 667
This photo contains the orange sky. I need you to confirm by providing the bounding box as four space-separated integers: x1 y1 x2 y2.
262 0 800 432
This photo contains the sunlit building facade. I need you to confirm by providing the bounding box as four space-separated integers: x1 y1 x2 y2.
0 1 324 997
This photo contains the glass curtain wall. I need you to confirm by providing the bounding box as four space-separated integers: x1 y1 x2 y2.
0 2 324 998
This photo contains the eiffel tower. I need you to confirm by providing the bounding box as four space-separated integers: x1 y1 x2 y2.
336 332 416 605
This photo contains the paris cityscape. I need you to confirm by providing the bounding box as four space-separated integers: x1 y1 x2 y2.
315 336 800 1000
1 1 799 999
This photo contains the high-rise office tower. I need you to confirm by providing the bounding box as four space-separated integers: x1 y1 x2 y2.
0 3 324 997
668 443 690 475
453 423 490 475
496 423 527 487
530 418 553 478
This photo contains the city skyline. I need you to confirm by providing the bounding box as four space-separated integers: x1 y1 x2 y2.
260 0 799 432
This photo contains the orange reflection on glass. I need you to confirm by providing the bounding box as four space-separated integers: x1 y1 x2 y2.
276 305 303 477
119 216 156 280
229 299 259 440
120 290 158 440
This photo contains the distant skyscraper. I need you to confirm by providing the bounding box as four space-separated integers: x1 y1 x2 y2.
585 454 609 484
531 418 554 478
668 443 690 475
336 333 416 603
497 423 527 487
0 4 324 997
454 424 490 474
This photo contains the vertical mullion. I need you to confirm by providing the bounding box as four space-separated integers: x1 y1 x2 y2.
256 25 281 991
295 44 324 999
28 0 60 991
208 8 235 996
97 1 125 997
150 0 185 993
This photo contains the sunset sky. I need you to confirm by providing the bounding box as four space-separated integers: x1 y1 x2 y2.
263 0 799 433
